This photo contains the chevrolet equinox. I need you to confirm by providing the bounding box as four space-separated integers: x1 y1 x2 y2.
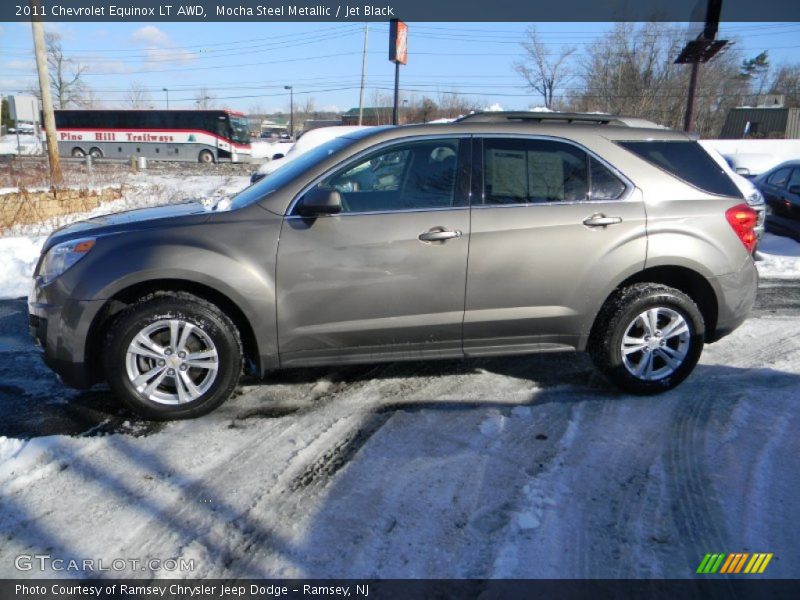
29 113 759 419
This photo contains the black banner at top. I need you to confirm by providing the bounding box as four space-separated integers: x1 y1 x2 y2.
3 0 800 22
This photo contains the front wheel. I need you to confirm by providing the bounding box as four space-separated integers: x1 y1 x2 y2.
198 149 215 163
588 284 705 394
104 293 242 419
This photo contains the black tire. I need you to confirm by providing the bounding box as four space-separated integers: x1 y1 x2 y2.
89 147 103 159
198 149 215 164
71 147 86 158
104 292 242 420
588 283 705 394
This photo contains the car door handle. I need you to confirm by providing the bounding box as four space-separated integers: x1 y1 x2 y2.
583 214 623 227
418 227 463 242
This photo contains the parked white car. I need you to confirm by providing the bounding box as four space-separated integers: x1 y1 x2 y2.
701 141 766 243
250 126 374 184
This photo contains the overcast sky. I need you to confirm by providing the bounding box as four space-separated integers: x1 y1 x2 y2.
1 21 798 114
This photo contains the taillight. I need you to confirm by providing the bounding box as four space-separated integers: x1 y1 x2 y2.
725 203 757 254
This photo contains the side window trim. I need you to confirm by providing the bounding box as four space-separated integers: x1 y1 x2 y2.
473 134 632 207
286 134 472 217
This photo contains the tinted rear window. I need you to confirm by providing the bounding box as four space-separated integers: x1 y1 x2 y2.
618 141 742 198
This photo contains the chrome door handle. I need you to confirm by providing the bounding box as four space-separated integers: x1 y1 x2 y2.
583 214 622 227
418 227 463 242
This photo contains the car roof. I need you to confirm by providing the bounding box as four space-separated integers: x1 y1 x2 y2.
766 160 800 171
345 121 692 144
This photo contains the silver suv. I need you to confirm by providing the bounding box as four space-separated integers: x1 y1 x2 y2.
29 113 759 419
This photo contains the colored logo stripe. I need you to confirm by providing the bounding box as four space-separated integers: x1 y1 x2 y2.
698 553 773 574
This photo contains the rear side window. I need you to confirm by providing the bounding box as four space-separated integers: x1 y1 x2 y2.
618 141 742 198
482 139 588 204
767 168 791 188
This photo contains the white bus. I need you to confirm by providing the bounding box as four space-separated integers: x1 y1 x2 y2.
53 109 251 163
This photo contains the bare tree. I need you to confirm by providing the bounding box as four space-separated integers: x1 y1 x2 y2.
514 26 576 109
77 85 102 109
45 31 87 109
769 64 800 107
408 97 438 124
368 89 394 125
194 88 216 109
125 81 152 108
437 92 481 119
568 23 746 137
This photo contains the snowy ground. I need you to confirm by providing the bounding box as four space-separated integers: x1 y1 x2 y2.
0 294 799 579
1 175 800 579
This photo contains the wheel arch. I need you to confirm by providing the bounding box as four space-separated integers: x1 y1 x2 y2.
86 278 261 383
590 265 720 344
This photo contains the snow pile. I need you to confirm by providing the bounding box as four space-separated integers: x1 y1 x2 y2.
249 141 274 159
757 233 800 279
0 235 46 299
0 134 43 156
250 140 294 161
0 173 250 298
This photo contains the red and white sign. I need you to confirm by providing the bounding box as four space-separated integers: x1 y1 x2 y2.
390 19 408 65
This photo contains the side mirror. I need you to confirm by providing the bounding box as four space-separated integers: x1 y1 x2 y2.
297 187 342 216
789 185 800 196
735 167 751 176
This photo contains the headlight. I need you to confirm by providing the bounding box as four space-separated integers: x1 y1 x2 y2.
39 237 96 284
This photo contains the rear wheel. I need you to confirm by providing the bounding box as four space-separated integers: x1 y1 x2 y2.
104 293 242 419
89 147 103 159
198 149 215 163
588 283 705 394
71 147 86 158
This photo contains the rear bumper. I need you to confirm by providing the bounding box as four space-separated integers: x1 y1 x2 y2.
707 257 758 343
29 280 105 389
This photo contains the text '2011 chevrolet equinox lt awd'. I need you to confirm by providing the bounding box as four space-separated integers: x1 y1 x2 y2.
29 113 759 419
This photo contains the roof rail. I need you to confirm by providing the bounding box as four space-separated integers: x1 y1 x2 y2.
455 111 631 126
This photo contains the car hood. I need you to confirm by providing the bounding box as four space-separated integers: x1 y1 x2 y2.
44 202 211 252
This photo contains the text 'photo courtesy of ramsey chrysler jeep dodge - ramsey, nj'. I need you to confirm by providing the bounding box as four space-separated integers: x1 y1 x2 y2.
29 112 759 419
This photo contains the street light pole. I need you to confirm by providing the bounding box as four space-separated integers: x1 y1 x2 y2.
162 88 169 110
284 85 293 139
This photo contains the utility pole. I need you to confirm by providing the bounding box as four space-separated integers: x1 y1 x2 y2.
358 25 369 126
674 0 727 134
31 2 62 186
683 62 700 133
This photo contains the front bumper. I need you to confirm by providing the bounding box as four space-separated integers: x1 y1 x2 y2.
29 277 105 389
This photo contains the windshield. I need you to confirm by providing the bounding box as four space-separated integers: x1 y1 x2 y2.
229 115 251 144
228 136 358 210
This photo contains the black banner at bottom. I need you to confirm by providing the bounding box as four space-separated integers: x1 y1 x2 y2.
3 579 800 600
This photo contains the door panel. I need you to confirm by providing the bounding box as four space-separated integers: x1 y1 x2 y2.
275 137 471 366
464 137 647 354
277 210 469 365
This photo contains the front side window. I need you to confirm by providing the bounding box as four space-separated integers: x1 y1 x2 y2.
482 139 593 204
316 139 462 214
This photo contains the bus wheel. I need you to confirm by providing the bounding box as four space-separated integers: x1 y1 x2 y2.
89 147 103 159
198 150 215 164
71 148 86 158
